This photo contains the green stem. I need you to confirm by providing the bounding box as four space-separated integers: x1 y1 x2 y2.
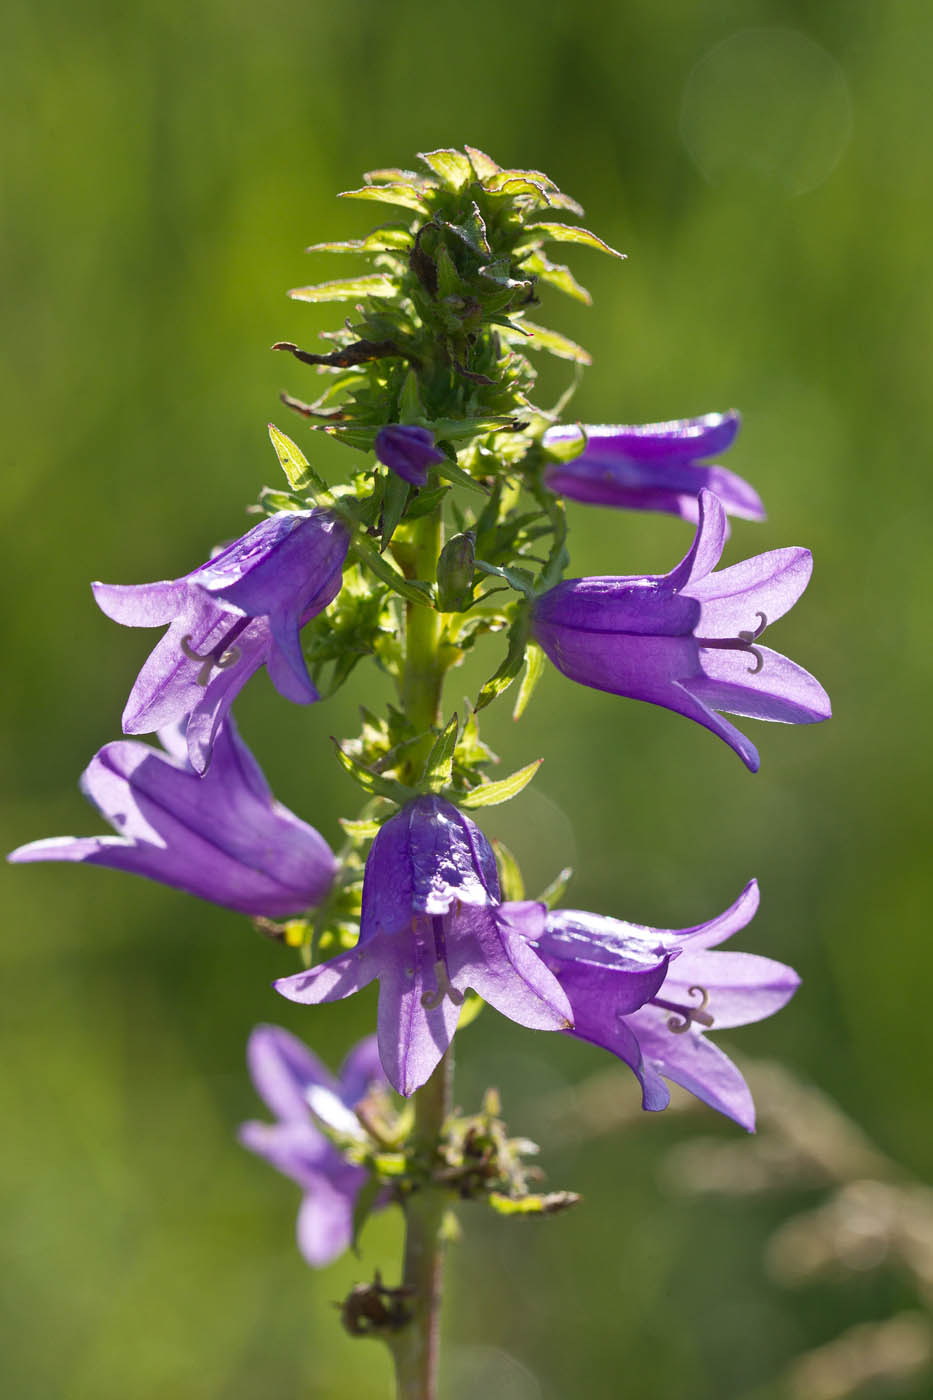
391 1051 453 1400
390 505 451 1399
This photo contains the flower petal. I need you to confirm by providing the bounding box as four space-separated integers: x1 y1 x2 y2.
628 1011 756 1131
688 644 832 725
686 548 812 634
665 488 728 588
374 935 461 1097
246 1024 339 1121
92 578 189 627
296 1180 357 1267
663 880 760 950
663 950 800 1028
338 1035 387 1106
447 904 575 1031
274 946 381 1006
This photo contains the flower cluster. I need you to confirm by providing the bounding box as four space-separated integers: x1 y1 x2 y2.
11 148 829 1272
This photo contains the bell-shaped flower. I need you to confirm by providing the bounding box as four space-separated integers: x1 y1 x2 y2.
543 411 765 524
8 718 337 918
375 424 445 486
274 796 573 1097
527 880 798 1131
92 508 349 772
239 1026 387 1267
531 488 830 771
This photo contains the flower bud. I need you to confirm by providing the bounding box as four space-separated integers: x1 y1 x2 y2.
436 530 475 612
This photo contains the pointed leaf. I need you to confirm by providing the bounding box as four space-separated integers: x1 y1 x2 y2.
422 713 459 790
267 423 331 498
505 320 591 365
332 740 414 802
340 184 430 214
465 145 501 180
351 535 434 607
536 866 573 910
492 840 525 901
380 470 410 552
521 250 592 305
521 223 625 258
306 228 412 254
419 148 473 191
459 759 542 809
434 456 489 497
513 642 546 720
288 274 397 304
488 1190 580 1216
338 815 385 839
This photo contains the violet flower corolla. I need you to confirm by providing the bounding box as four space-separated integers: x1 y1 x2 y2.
92 508 349 772
8 717 337 918
543 411 765 524
274 795 574 1096
374 424 446 486
526 880 797 1131
239 1026 387 1267
531 488 830 771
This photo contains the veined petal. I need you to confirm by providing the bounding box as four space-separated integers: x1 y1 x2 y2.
274 945 382 1005
92 577 189 627
532 623 699 698
668 679 762 771
374 933 461 1097
627 1010 756 1131
662 880 760 950
446 904 575 1031
565 1000 670 1112
688 645 832 724
686 548 812 634
266 609 319 704
663 950 800 1028
665 488 728 589
533 579 698 637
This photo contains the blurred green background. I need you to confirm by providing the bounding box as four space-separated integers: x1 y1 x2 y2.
3 1 931 1396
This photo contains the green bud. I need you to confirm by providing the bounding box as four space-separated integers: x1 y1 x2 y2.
436 530 476 612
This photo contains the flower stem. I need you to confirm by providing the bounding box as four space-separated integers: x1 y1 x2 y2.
391 504 451 1399
391 1050 453 1399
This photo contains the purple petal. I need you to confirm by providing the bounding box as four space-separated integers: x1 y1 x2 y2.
626 1010 757 1131
375 425 445 486
687 645 832 725
663 950 800 1028
547 412 741 465
92 578 189 627
446 904 575 1031
665 489 728 589
685 548 813 634
662 880 760 950
565 1003 670 1113
274 945 382 1006
246 1024 339 1121
338 1035 387 1106
296 1181 357 1268
238 1118 331 1189
533 578 699 637
374 933 462 1097
265 609 319 705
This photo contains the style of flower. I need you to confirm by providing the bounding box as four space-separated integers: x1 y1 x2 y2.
92 509 349 772
531 488 830 771
8 717 337 918
526 880 797 1131
239 1026 387 1267
274 795 574 1097
374 424 445 486
543 411 765 524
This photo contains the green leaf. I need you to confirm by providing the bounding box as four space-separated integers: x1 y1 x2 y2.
536 866 573 909
380 470 409 551
351 535 434 607
288 274 397 303
397 369 425 423
459 759 542 809
475 610 529 711
521 223 625 258
332 740 413 802
404 485 449 520
513 642 546 720
505 320 591 365
422 713 459 790
492 840 525 900
488 1190 581 1216
474 559 535 599
419 148 473 191
340 183 430 214
434 456 489 497
464 145 501 180
520 250 592 305
306 228 411 254
456 992 485 1032
267 423 331 497
338 815 384 839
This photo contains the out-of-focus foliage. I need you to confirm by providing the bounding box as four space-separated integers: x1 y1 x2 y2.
2 1 931 1397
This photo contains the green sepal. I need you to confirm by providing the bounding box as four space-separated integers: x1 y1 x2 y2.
519 250 592 305
456 991 485 1031
267 423 331 498
464 145 500 180
421 713 459 791
397 369 426 423
332 740 415 803
306 227 412 254
288 274 398 303
512 642 546 721
459 759 541 808
338 815 386 840
519 223 625 259
540 425 587 464
487 1191 581 1216
504 321 591 365
351 1175 383 1252
536 866 574 909
418 148 474 191
351 535 434 606
492 839 525 900
475 609 530 711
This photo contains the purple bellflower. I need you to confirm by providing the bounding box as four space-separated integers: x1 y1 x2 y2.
374 424 446 486
527 880 797 1131
531 487 830 771
92 509 349 773
543 411 765 524
8 717 337 918
274 795 574 1097
239 1026 387 1267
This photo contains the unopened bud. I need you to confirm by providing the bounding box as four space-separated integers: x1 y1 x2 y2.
437 530 476 612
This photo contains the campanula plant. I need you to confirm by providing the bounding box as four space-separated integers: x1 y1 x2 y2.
10 146 829 1400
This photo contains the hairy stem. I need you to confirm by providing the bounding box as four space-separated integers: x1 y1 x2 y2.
391 1051 453 1399
391 505 451 1399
